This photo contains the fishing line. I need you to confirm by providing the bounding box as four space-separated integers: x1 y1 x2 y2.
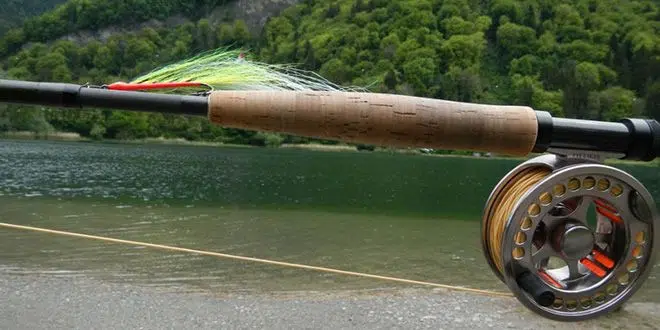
0 222 513 298
485 166 552 275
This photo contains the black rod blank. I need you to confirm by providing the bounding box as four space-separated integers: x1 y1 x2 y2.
0 79 208 116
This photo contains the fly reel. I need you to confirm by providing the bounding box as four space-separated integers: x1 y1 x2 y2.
481 153 658 321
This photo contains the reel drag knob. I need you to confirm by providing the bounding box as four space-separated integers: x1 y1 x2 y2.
551 221 594 260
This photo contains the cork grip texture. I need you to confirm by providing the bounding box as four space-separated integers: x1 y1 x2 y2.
208 91 539 156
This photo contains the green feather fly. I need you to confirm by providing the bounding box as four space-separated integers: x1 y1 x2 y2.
128 47 359 92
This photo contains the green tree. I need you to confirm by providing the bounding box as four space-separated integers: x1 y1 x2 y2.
588 87 637 121
496 22 537 60
644 81 660 120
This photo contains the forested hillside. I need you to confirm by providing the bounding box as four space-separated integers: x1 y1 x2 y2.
0 0 233 57
261 0 659 122
0 0 658 150
0 0 67 35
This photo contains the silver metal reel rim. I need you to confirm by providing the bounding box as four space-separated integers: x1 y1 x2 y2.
500 162 658 321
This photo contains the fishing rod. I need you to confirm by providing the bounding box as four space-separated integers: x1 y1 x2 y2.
0 78 658 160
0 49 657 322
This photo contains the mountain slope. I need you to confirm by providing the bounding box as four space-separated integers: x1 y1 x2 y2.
0 0 235 57
259 0 659 121
0 0 67 35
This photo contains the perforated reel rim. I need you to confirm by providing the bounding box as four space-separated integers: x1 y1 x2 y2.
481 154 658 321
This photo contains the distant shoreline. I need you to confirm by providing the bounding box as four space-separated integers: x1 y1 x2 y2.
0 130 465 155
1 131 657 167
1 131 87 141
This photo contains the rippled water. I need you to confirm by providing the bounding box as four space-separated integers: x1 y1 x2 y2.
0 197 495 294
0 140 518 218
0 140 658 302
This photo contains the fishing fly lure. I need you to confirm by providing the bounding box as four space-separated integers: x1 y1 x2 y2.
103 48 356 93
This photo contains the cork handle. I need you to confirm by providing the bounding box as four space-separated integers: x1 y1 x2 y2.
208 91 539 156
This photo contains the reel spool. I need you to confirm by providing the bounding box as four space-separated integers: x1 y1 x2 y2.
481 153 658 321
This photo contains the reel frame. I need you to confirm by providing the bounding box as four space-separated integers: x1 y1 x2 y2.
482 153 658 321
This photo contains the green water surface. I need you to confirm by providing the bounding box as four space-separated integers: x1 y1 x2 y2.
0 140 658 301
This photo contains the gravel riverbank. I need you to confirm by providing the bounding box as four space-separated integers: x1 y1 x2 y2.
1 273 659 330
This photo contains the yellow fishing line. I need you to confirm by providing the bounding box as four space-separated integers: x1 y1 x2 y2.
484 166 552 274
0 222 512 298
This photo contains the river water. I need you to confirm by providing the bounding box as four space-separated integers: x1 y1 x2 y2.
0 140 658 302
